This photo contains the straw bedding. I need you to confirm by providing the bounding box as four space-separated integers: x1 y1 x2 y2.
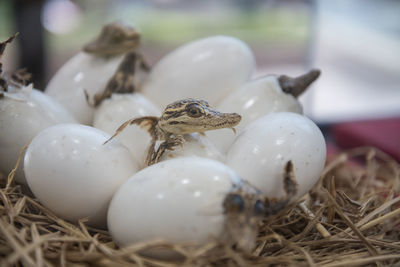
0 146 399 266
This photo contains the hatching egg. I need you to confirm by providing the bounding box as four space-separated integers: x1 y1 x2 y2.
159 133 225 163
142 36 255 108
108 157 241 250
207 75 302 153
24 124 138 228
226 112 326 201
93 93 161 167
45 52 124 124
0 86 76 185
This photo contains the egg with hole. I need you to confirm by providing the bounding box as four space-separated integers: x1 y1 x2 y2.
159 133 225 163
24 123 139 228
93 93 161 167
0 85 76 185
142 36 255 108
207 69 320 153
107 157 242 257
207 75 302 152
226 112 326 201
45 52 124 125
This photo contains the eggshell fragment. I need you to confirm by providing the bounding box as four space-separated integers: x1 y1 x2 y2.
45 52 124 124
142 36 255 108
0 87 76 185
24 124 138 228
159 133 225 163
93 93 161 167
207 76 302 153
108 157 241 250
226 112 326 201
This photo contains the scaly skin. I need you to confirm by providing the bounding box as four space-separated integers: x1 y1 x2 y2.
278 69 321 98
83 22 141 56
104 98 241 166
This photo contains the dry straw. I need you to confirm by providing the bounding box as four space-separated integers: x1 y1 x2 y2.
0 146 399 266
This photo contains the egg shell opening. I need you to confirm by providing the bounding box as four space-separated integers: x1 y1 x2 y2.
207 75 303 153
45 52 124 125
93 93 161 168
159 133 226 163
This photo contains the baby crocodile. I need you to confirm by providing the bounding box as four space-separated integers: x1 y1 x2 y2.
105 98 241 166
83 21 141 56
83 22 150 106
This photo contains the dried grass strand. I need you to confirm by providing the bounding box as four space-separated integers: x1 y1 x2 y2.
0 147 399 266
5 143 29 193
322 254 400 267
325 189 380 257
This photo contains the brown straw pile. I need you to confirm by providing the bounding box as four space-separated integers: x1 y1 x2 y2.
0 146 399 266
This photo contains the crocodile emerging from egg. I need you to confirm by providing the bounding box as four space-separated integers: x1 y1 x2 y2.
104 98 241 166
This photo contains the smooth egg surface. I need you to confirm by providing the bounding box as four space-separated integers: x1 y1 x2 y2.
108 157 241 247
142 36 255 108
45 52 123 124
24 124 138 228
93 93 161 167
226 112 326 200
0 88 76 185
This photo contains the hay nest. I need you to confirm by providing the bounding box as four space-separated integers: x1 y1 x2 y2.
0 146 399 266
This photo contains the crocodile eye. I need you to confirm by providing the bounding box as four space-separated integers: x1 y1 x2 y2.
253 200 265 216
187 105 202 118
113 32 123 41
223 194 245 213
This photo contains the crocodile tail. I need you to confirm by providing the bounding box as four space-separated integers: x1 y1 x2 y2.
103 116 158 144
283 160 298 198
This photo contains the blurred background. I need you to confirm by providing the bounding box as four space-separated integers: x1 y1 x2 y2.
1 0 399 159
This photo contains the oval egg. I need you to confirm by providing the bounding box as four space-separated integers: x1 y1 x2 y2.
93 93 161 167
142 36 255 108
45 52 124 124
207 75 302 153
159 133 225 163
0 86 76 185
24 124 139 228
108 157 241 255
226 112 326 201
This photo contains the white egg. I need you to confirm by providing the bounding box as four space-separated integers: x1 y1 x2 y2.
45 52 124 124
93 93 161 167
159 133 225 163
207 75 302 153
142 36 255 108
226 112 326 201
24 124 138 228
0 86 76 185
108 157 241 252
